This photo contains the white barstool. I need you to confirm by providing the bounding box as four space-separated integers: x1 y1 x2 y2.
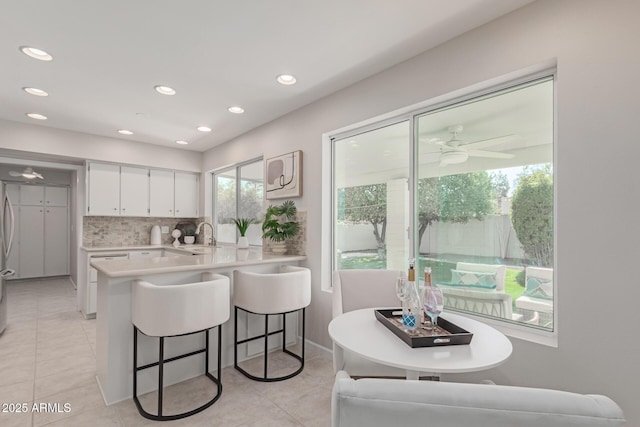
132 272 230 421
233 266 311 382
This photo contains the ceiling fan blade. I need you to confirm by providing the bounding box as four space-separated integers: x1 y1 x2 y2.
9 171 22 177
461 134 520 150
467 149 515 159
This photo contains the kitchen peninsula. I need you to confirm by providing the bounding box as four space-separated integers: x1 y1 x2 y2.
89 246 306 405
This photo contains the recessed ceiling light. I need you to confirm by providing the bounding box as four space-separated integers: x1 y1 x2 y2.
118 129 133 135
154 85 176 96
175 140 189 145
276 74 297 85
23 87 48 97
197 126 212 132
20 46 53 61
228 106 244 114
26 113 47 120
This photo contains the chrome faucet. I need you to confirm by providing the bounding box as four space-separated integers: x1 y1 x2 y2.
195 222 216 246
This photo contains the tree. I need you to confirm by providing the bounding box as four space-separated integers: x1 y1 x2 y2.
216 177 263 224
341 183 387 256
511 166 553 267
490 171 510 198
417 172 495 250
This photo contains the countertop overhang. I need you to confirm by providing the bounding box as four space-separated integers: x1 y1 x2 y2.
87 245 306 278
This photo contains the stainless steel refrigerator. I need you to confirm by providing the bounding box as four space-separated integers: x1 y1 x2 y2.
0 182 16 334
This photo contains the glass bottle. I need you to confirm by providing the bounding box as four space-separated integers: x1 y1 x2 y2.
402 259 421 333
422 266 432 326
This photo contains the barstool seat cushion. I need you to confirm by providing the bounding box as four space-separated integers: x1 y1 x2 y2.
133 274 230 337
233 266 310 315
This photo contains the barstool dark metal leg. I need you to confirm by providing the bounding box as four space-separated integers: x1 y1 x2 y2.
133 327 223 421
263 314 269 379
158 337 164 416
233 306 306 382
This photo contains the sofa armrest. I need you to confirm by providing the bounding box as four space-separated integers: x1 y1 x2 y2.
332 372 624 427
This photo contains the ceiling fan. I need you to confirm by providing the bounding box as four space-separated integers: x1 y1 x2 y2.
9 167 44 180
427 125 517 167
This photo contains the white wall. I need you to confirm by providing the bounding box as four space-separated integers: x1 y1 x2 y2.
0 119 202 172
202 0 640 422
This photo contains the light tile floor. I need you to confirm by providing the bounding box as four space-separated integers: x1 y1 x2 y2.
0 277 334 427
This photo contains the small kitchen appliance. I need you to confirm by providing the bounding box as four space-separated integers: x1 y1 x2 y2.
150 225 161 245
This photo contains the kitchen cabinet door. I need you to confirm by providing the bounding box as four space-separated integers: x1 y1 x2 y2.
120 166 149 217
45 187 68 207
19 185 45 206
174 172 198 217
44 206 69 276
149 170 174 217
18 206 44 278
128 249 162 258
88 163 120 215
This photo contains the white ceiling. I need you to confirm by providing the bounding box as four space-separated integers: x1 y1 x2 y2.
0 0 534 153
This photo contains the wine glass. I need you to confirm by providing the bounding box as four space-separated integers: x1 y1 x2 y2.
422 286 444 333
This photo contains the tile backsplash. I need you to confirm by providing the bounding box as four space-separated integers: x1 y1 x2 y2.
83 211 307 256
83 216 210 247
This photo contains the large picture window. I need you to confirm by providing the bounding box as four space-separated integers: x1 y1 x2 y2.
331 76 554 332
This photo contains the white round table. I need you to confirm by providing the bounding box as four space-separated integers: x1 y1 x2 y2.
328 308 512 380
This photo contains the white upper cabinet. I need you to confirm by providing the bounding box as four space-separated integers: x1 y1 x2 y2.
120 166 149 217
88 163 120 215
19 185 45 206
87 162 198 218
45 187 68 207
174 172 198 217
149 169 175 217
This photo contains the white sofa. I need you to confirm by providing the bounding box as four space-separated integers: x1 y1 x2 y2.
332 371 625 427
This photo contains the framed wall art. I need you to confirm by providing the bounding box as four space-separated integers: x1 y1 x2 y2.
265 150 302 199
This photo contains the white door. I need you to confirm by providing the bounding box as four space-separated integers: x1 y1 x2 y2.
120 166 149 217
149 170 174 217
174 172 198 217
88 163 120 215
19 185 45 206
18 205 44 278
45 187 68 207
44 206 68 276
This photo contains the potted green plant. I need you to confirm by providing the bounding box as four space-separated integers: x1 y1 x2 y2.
261 200 299 254
232 217 256 249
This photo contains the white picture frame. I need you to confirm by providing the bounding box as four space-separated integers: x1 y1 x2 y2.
265 150 302 199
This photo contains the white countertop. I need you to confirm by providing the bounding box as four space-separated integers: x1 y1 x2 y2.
89 245 306 278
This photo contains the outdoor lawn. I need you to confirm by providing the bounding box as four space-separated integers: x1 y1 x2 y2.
339 253 525 307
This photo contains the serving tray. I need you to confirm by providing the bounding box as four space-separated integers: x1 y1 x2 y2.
374 309 473 348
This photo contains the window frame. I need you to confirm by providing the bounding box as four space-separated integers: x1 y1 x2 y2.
211 156 263 245
322 67 558 347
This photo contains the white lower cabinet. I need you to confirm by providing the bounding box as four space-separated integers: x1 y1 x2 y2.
81 249 164 318
128 249 163 259
82 252 129 318
18 206 45 278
